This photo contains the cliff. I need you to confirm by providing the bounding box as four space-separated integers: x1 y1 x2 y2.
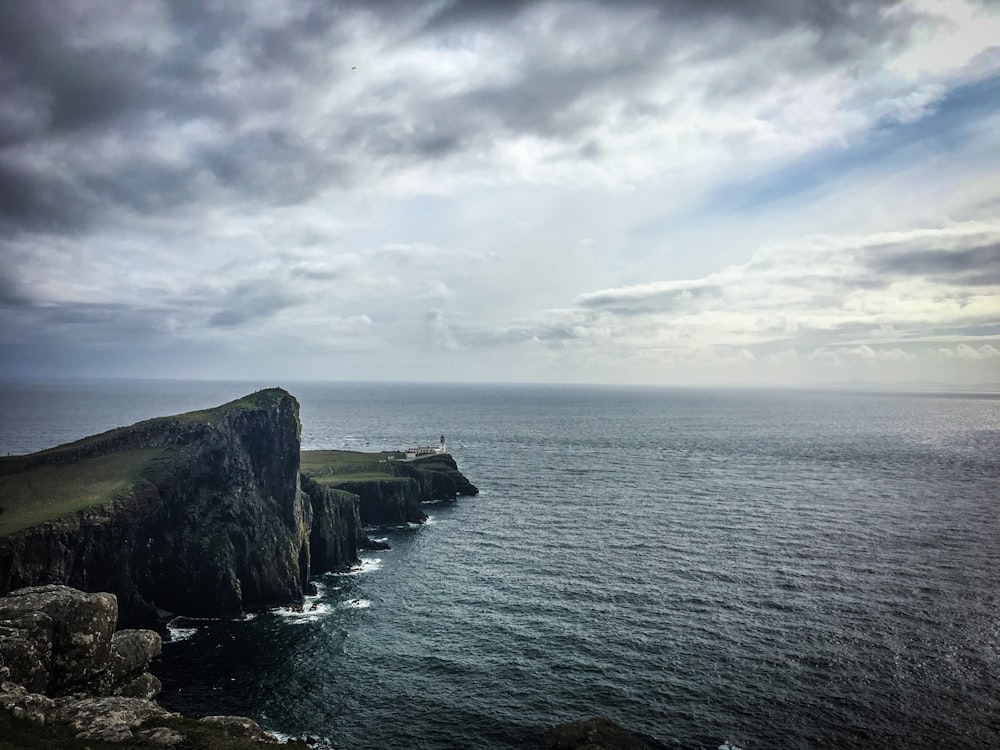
300 450 479 526
0 389 312 626
0 389 478 627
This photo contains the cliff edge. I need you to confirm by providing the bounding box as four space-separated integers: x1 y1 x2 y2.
300 449 479 525
0 389 479 628
0 389 312 626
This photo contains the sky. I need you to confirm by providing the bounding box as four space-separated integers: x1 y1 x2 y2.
1 0 999 387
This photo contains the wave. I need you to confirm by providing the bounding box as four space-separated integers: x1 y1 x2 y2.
339 557 382 575
165 619 198 642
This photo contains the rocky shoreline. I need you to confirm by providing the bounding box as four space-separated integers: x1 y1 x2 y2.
0 584 286 747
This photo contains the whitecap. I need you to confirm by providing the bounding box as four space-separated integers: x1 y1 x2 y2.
271 600 334 623
269 583 332 623
344 598 371 609
340 557 382 575
166 622 198 642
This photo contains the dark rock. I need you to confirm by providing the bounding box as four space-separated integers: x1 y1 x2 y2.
392 453 480 498
200 714 278 743
108 629 162 685
0 680 56 724
360 536 391 551
337 477 428 526
52 695 175 742
542 717 666 750
136 725 187 746
301 477 363 574
0 610 53 693
0 390 311 625
0 585 162 702
0 585 117 694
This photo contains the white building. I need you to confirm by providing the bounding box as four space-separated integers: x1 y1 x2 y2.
402 435 446 460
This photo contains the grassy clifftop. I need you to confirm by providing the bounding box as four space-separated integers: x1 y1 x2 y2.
0 449 166 537
0 388 292 539
299 450 404 485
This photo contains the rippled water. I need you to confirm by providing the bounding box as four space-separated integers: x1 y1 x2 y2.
2 381 998 748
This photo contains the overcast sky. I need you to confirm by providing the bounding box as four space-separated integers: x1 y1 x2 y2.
1 0 998 387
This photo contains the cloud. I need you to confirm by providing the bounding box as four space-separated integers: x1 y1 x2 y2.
865 241 1000 286
505 220 1000 365
578 281 724 314
1 0 998 384
206 280 300 329
425 308 459 350
810 345 917 364
938 343 1000 359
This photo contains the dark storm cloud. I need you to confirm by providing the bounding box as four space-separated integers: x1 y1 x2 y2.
206 280 300 329
866 243 1000 286
426 0 907 46
0 0 923 240
0 158 96 231
0 1 351 234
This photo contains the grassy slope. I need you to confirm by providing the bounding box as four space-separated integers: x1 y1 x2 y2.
299 450 408 486
0 449 165 537
0 389 291 539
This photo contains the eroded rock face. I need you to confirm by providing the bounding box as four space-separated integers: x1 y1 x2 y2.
0 586 161 699
301 477 363 574
0 389 311 625
52 695 176 741
0 610 52 693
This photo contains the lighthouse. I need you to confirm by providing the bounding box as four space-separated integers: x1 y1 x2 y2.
439 434 446 453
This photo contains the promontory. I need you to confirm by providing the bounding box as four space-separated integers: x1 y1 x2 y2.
0 388 478 627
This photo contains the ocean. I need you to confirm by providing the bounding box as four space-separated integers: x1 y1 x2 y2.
1 380 998 748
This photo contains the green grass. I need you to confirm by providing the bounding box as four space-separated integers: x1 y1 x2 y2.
172 388 290 424
0 449 164 537
300 450 405 486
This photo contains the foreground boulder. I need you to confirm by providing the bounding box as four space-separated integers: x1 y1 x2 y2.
0 585 153 698
0 585 286 747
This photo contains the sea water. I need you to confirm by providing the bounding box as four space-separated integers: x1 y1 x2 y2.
1 380 998 748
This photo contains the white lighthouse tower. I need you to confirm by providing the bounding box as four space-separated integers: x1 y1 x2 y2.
438 434 446 454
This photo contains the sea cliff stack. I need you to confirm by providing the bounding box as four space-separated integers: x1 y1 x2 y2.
0 389 312 626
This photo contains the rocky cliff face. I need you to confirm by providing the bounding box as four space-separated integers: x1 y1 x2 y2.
299 476 363 574
0 390 311 626
309 453 480 526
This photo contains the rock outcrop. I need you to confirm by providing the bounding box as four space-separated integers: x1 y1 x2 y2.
0 585 282 747
0 389 311 626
